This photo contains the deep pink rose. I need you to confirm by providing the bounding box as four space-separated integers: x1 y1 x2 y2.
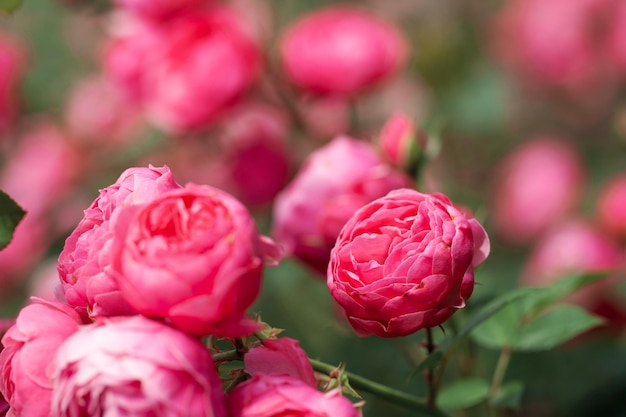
51 316 226 417
227 374 359 417
272 135 412 274
58 165 181 320
111 183 280 336
0 32 26 137
0 299 82 417
244 338 316 387
279 6 407 96
327 189 490 338
490 136 584 245
595 174 626 241
144 7 261 132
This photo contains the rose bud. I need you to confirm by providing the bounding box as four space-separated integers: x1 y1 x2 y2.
490 136 584 245
0 299 83 417
595 174 626 241
226 374 359 417
327 188 490 338
272 135 413 275
378 112 428 170
279 6 408 96
58 165 181 320
244 337 316 387
111 183 281 337
145 6 261 132
51 316 226 417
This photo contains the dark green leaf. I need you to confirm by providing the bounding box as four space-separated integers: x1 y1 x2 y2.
437 378 490 411
0 0 22 14
0 190 25 250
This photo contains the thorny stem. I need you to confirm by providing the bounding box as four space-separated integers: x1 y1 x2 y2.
425 327 438 409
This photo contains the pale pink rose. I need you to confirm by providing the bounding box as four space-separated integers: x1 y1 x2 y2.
51 316 226 417
272 136 413 274
0 32 26 137
219 103 291 207
378 112 427 169
490 136 585 245
0 123 81 218
58 165 181 320
113 0 206 21
64 75 142 144
144 7 261 132
521 220 621 302
0 299 83 417
111 183 280 336
492 0 611 88
279 6 408 96
327 189 490 338
227 374 359 417
595 174 626 240
244 338 316 387
0 214 48 286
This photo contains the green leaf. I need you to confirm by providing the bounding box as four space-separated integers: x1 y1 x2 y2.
492 380 524 410
0 190 25 250
512 304 603 351
437 378 490 411
0 0 22 14
469 301 524 350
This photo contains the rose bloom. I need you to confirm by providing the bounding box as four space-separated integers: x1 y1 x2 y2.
279 6 407 96
111 183 280 337
58 165 181 320
272 135 413 274
0 299 83 417
244 338 316 387
595 174 626 241
227 374 359 417
0 32 26 137
490 136 584 245
144 6 261 132
327 189 490 338
51 316 226 417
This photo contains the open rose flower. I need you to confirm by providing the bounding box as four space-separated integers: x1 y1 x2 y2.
244 338 316 387
51 316 225 417
0 299 83 417
58 165 181 320
111 183 280 337
226 374 359 417
327 189 490 338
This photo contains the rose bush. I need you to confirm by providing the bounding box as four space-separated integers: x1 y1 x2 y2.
51 315 225 417
327 188 490 338
110 183 280 336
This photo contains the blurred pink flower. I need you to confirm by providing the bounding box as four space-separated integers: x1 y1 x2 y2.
227 374 359 417
112 0 206 21
490 136 585 245
144 7 261 132
272 135 413 274
0 214 48 287
0 32 26 137
111 183 280 336
327 189 489 338
51 315 226 417
595 174 626 240
492 0 611 89
64 75 142 144
244 338 316 387
279 6 408 96
0 123 81 218
58 165 181 320
607 2 626 74
0 299 82 417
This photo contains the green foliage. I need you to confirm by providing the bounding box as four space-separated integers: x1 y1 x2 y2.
437 378 490 411
0 0 22 15
492 380 524 410
0 189 25 250
470 274 607 351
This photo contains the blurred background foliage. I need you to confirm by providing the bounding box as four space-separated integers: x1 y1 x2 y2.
2 1 626 417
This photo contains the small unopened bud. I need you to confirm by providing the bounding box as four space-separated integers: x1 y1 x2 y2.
378 112 427 171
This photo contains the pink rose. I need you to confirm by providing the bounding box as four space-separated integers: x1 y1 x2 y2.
111 183 280 336
244 338 316 387
595 174 626 241
272 135 413 274
58 165 181 320
279 6 408 96
0 32 26 137
227 374 359 417
144 7 261 132
51 316 226 417
490 136 585 245
0 299 83 417
327 189 490 338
